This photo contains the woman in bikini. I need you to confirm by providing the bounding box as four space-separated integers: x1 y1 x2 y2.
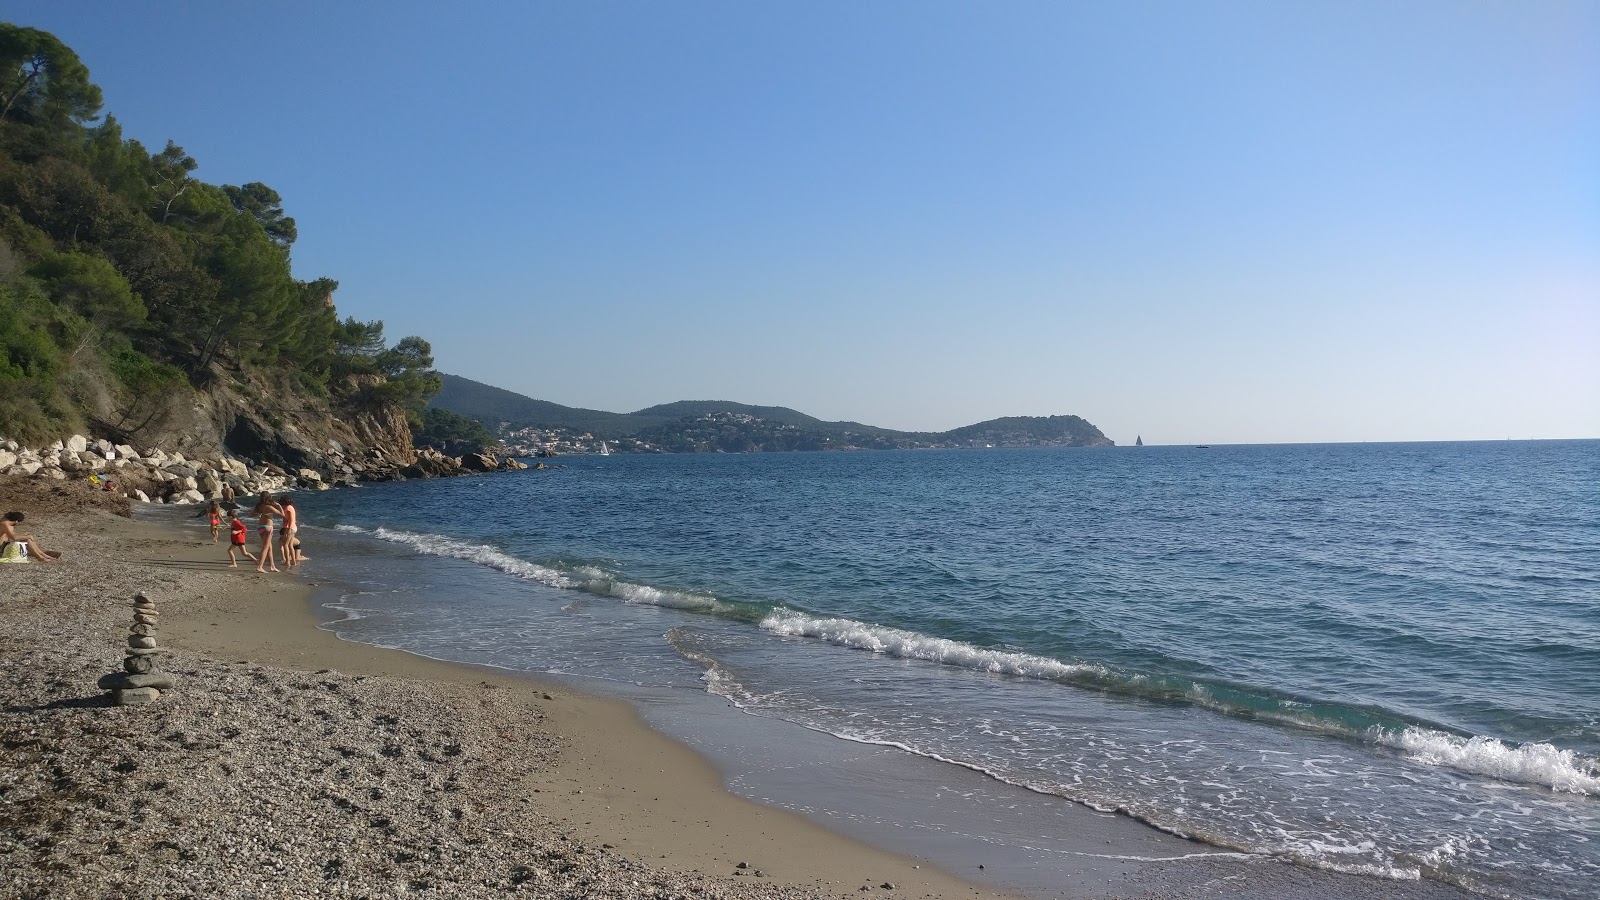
250 491 284 573
278 496 300 568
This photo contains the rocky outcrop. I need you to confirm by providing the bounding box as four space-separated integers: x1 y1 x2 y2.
0 431 535 504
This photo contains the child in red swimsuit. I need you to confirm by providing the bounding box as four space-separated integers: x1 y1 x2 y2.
206 500 223 544
227 512 257 568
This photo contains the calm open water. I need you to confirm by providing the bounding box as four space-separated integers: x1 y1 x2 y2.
280 441 1595 897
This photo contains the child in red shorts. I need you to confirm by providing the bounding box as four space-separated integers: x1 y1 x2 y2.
227 511 257 568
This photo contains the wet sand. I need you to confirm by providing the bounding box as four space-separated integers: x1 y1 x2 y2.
0 481 1468 898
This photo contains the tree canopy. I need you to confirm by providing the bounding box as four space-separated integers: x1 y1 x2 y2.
0 22 441 444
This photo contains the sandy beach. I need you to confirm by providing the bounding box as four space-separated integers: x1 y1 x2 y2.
0 481 1016 899
1 479 1477 899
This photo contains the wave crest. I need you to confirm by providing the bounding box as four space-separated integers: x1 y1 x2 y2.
333 525 740 615
1377 727 1600 795
759 608 1105 680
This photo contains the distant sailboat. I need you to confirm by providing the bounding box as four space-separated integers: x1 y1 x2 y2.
597 441 610 456
1135 435 1144 447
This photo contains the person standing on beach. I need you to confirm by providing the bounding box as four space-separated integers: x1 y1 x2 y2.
226 510 256 568
250 491 284 573
279 496 300 568
0 511 60 563
205 500 223 543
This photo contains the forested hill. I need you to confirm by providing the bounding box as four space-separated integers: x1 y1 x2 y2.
0 23 449 469
431 373 1114 451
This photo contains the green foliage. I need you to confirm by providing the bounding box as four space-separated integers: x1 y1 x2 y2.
414 406 496 452
27 250 144 331
0 275 61 379
0 21 448 448
0 24 102 130
224 182 296 247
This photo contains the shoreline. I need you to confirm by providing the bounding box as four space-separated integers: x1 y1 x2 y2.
162 559 1009 898
0 486 1010 899
0 481 1472 898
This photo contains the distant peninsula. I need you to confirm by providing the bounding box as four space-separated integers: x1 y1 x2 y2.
430 374 1114 455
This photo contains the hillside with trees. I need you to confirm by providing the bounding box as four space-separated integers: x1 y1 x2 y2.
432 373 1114 453
0 23 461 469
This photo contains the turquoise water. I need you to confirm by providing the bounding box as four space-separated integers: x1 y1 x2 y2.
289 441 1596 897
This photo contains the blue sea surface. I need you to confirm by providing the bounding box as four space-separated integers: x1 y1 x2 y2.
273 441 1596 897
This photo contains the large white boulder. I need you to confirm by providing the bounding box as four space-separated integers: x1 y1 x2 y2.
66 435 88 453
134 489 150 503
175 489 205 504
297 468 322 481
115 444 138 459
181 476 198 491
0 450 14 469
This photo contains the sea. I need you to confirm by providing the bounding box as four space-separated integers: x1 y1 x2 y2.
180 441 1600 897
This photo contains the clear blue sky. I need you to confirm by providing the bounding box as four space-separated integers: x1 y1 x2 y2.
14 1 1598 443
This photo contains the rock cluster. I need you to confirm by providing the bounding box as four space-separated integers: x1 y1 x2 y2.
97 592 177 705
0 434 531 504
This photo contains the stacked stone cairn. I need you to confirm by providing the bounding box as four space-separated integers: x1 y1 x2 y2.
97 592 176 705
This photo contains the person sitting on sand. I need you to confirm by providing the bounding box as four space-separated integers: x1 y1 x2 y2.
0 511 61 564
226 509 256 568
250 491 284 573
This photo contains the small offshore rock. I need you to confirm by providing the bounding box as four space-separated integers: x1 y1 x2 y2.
114 687 161 705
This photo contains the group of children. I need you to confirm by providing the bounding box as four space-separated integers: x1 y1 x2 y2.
205 490 304 572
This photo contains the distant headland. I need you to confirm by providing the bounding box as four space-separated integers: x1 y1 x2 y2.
431 373 1114 454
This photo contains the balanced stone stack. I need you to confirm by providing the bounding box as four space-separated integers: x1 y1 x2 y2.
98 592 176 705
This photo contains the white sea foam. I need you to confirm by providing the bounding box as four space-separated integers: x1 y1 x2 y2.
334 525 737 615
335 525 572 587
759 609 1104 681
1377 727 1600 795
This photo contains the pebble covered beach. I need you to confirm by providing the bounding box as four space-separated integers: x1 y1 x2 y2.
0 479 991 900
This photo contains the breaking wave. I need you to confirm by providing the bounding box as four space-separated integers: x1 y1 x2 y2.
1376 727 1600 796
333 525 1600 796
333 525 747 617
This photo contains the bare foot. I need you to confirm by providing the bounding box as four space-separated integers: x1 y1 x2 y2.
228 563 238 568
269 566 280 572
255 566 266 573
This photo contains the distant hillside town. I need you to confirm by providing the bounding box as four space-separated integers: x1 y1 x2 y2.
436 375 1113 455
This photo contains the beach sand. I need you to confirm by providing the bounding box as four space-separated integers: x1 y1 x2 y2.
0 480 1469 899
0 483 1011 899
